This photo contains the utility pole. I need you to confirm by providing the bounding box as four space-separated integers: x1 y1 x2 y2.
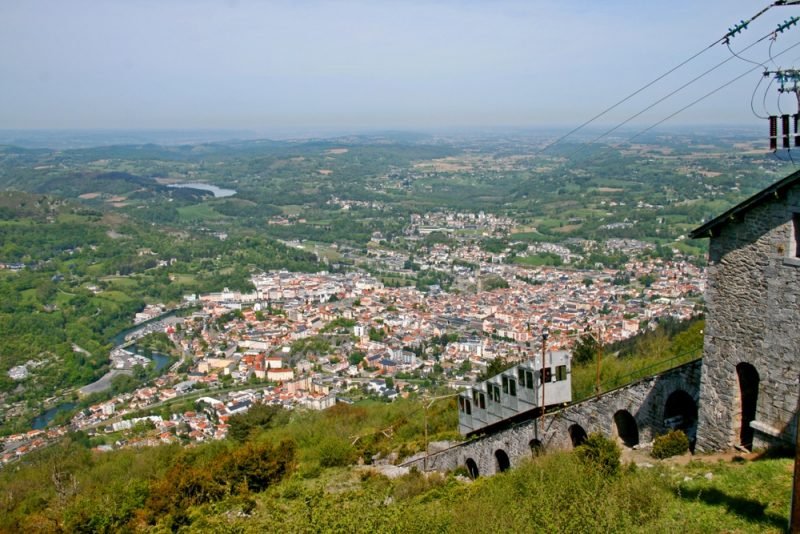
540 327 549 429
595 326 604 395
424 399 429 472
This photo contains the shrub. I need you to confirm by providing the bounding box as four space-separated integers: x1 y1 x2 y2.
651 430 689 459
450 465 470 478
392 470 445 501
575 432 621 476
227 403 289 442
143 439 296 525
317 436 355 468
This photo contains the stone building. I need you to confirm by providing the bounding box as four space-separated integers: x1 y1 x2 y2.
690 170 800 452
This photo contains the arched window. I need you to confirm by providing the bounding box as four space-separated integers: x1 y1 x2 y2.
465 458 479 479
664 389 698 451
495 449 511 473
613 410 639 447
568 424 588 448
736 363 760 450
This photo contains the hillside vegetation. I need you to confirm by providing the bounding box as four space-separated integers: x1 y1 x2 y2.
0 191 320 434
0 398 791 533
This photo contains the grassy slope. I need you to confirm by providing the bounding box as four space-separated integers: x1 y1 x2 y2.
0 396 792 533
187 451 793 533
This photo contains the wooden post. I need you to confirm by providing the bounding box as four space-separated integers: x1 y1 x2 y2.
540 329 548 423
423 399 429 472
595 327 603 395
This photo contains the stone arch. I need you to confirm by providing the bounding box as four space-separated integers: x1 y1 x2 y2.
568 423 588 448
495 449 511 473
613 410 639 447
736 362 760 451
529 438 544 456
664 389 698 449
465 457 479 479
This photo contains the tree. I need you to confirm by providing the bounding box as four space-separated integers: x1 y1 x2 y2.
227 404 288 442
575 432 621 476
638 274 655 288
348 351 365 366
478 357 514 381
634 329 670 361
572 335 600 366
368 327 386 342
481 275 509 291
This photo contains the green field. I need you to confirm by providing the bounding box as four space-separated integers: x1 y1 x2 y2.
177 203 225 221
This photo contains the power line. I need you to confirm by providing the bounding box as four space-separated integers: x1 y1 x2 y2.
750 73 769 119
536 2 781 155
625 39 800 144
564 28 799 162
567 46 748 156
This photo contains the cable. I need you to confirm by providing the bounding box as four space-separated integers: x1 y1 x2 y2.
565 30 783 160
571 56 739 152
727 39 769 67
563 30 798 161
769 36 779 68
772 149 799 165
763 74 777 115
625 39 800 144
537 2 780 154
750 74 769 119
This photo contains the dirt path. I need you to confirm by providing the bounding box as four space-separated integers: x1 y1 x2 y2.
621 445 760 466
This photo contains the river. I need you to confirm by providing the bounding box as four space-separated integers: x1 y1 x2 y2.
32 402 77 430
30 313 179 428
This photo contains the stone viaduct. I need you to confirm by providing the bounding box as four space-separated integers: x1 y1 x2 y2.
403 359 702 478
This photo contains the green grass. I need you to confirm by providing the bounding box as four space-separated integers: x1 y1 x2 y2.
94 291 137 304
100 275 139 289
187 450 792 533
177 203 225 222
512 254 562 267
304 241 343 261
571 351 701 401
509 231 551 242
1 397 791 533
170 273 197 285
657 455 792 532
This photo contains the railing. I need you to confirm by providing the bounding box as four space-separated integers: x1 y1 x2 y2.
572 348 703 403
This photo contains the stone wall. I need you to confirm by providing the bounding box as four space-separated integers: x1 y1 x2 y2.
696 184 800 451
404 360 702 476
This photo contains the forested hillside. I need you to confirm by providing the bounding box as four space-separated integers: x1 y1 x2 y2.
0 191 320 433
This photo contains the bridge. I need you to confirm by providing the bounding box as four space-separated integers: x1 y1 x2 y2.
403 359 702 478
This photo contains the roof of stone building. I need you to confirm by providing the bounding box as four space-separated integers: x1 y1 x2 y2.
689 168 800 239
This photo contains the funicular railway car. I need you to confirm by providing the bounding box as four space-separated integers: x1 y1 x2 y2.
458 350 572 436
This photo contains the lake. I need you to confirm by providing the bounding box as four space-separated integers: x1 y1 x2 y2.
168 182 236 198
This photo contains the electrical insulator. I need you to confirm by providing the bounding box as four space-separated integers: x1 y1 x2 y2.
770 115 778 150
782 114 791 149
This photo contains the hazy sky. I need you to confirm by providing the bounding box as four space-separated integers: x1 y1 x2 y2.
2 0 800 133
